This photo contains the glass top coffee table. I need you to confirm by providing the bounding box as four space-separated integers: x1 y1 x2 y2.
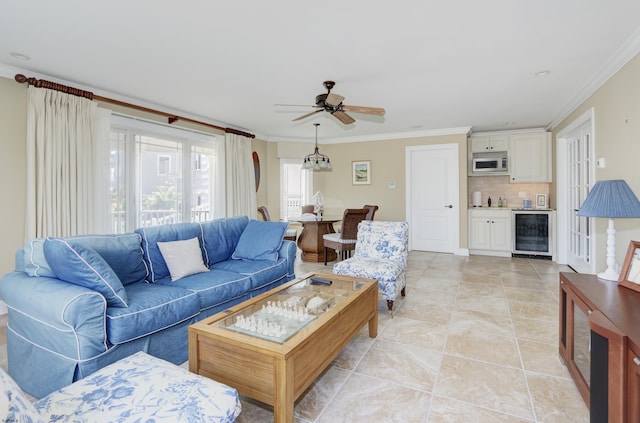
188 272 378 423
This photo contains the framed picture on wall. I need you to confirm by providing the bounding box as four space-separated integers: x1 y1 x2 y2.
352 161 371 185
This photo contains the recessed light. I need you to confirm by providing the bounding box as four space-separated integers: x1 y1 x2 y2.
409 125 422 129
535 70 550 77
504 121 514 126
10 52 30 61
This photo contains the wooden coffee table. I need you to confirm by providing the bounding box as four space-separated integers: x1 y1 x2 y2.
188 272 378 423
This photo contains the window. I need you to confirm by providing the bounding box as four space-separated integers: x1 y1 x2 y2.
280 158 312 220
109 116 225 233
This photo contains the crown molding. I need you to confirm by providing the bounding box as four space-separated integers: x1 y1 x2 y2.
548 27 640 130
269 126 472 144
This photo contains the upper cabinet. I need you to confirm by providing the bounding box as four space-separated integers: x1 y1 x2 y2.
509 132 552 183
468 130 552 182
469 135 509 153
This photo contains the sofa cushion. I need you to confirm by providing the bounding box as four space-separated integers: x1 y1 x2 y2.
24 234 148 286
136 223 206 282
106 282 200 344
211 258 289 291
157 237 209 281
153 270 253 313
200 216 248 265
232 220 287 262
43 239 129 308
23 238 56 278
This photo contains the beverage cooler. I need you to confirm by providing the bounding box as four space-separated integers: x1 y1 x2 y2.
512 210 553 257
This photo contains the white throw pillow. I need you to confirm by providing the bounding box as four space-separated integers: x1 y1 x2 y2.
157 237 209 281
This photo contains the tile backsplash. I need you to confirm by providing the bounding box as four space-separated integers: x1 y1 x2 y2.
468 176 550 208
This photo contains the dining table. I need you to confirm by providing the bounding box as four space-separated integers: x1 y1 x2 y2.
289 215 342 262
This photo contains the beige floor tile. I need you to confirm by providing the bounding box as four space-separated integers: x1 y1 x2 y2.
435 355 534 419
504 287 557 304
428 396 533 423
512 317 558 344
316 373 431 423
294 366 351 422
395 297 453 325
449 309 515 337
455 293 511 315
379 316 449 351
509 299 558 321
518 339 571 379
461 271 503 285
445 327 521 368
458 282 506 298
502 275 550 290
354 340 442 392
332 331 376 371
415 277 461 293
526 372 589 422
236 397 275 423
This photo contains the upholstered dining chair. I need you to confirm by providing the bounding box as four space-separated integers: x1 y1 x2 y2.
301 204 315 214
322 208 369 265
363 204 379 220
257 206 297 242
333 220 409 315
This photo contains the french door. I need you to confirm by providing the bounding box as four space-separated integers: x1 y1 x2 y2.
561 115 594 273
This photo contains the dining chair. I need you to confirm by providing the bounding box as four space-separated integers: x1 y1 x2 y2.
322 208 369 265
257 206 297 242
301 204 315 214
363 204 379 220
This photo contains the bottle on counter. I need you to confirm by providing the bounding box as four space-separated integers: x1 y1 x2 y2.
498 197 503 207
487 196 492 207
502 198 507 207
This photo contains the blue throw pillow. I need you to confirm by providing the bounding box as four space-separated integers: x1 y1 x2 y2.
43 238 129 308
23 238 56 278
232 220 287 261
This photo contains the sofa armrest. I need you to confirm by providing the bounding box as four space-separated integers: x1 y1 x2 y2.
0 272 108 360
279 240 297 278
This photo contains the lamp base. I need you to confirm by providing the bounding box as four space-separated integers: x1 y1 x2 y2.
597 268 619 281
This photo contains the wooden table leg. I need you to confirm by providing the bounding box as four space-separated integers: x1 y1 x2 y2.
274 357 295 423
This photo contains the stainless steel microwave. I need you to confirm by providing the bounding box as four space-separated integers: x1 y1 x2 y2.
472 152 508 173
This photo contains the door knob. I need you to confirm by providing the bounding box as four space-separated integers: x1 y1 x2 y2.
444 205 453 208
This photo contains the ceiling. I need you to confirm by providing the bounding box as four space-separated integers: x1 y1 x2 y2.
1 1 640 144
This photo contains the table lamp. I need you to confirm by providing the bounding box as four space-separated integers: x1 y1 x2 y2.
577 180 640 280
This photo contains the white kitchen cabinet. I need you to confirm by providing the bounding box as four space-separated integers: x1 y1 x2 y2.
468 209 512 256
470 135 510 153
509 132 552 183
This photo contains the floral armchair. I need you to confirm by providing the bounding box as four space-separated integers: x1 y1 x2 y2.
332 220 409 315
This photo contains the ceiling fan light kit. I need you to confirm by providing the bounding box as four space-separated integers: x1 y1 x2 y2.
288 81 385 125
302 123 332 171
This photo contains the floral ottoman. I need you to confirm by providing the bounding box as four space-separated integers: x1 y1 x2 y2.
1 351 241 422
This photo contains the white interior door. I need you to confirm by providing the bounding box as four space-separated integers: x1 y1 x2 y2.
557 110 594 273
406 144 459 253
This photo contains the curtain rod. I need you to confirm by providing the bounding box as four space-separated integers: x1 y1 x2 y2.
14 74 255 139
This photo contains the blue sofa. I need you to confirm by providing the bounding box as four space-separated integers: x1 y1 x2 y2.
0 215 297 398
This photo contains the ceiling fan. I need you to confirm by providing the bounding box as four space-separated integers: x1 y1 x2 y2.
278 81 385 125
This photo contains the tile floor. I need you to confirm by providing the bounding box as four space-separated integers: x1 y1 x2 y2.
0 251 590 422
237 251 589 422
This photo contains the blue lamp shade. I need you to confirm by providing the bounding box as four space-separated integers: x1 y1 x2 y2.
577 180 640 218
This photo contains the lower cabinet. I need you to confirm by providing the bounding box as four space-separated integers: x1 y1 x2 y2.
468 209 511 256
559 272 640 423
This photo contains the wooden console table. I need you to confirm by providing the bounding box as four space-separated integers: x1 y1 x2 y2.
559 272 640 423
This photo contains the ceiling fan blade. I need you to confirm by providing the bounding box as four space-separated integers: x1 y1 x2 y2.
332 111 356 125
325 93 345 107
292 109 323 121
342 105 386 116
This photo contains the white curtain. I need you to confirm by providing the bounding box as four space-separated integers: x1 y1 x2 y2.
225 133 257 218
25 87 111 239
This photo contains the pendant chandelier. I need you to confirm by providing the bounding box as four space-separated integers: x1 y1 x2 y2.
302 123 332 171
